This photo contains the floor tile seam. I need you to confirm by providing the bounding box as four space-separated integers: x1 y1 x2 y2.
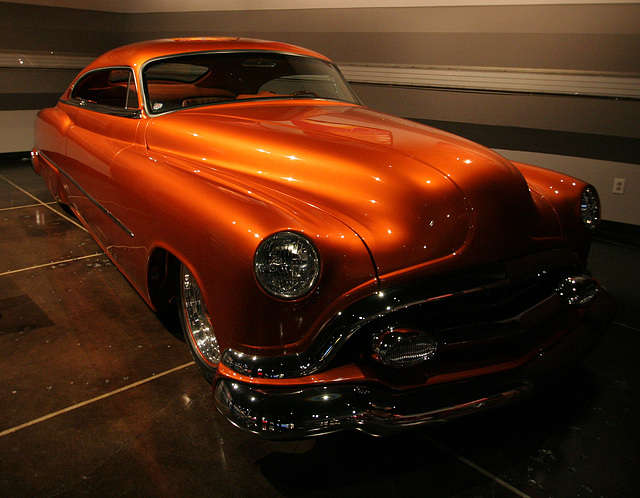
0 361 196 438
0 174 87 232
0 252 106 277
613 321 640 333
422 434 532 498
0 201 57 212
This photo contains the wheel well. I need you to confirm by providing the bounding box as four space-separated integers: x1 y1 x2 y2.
147 247 181 312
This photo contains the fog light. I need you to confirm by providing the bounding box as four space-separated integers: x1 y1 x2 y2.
556 275 599 307
372 328 438 368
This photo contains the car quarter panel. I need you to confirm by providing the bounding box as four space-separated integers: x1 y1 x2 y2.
32 104 78 203
63 109 141 249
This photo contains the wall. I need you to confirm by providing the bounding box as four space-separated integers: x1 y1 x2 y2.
0 2 125 153
1 0 638 224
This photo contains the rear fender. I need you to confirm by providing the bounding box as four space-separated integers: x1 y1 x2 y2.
33 105 77 204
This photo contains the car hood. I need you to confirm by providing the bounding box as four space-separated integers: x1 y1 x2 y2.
146 102 560 279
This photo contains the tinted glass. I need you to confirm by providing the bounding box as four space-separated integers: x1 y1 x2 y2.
143 52 360 114
71 68 139 109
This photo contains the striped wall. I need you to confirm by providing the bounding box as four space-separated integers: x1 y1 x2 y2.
1 0 639 224
0 2 125 156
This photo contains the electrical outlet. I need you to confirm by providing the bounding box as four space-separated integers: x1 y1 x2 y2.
612 178 626 195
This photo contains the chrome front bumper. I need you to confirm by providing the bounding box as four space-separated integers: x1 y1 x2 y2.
214 376 533 438
213 276 614 439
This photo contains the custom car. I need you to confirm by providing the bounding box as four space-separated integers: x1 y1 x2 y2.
32 37 614 437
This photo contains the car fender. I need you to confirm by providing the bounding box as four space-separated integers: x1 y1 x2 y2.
106 147 379 353
33 104 78 203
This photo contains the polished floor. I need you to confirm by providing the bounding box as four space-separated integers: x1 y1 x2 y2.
1 158 639 497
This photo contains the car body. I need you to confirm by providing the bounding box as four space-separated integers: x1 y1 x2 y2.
32 37 614 438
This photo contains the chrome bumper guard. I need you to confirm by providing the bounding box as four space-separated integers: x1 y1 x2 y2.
214 377 532 438
213 275 614 439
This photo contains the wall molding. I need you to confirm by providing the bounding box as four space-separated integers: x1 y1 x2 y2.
6 1 640 13
340 63 640 100
0 51 94 70
3 51 639 101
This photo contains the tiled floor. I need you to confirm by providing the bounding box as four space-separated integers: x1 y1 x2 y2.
1 157 638 497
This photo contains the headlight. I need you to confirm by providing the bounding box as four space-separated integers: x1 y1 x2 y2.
254 231 320 299
581 186 600 230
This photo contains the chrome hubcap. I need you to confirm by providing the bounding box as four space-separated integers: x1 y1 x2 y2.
181 265 220 366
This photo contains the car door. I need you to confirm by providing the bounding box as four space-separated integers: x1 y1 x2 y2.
63 67 142 250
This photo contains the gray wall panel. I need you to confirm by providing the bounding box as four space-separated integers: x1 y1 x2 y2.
120 4 640 35
0 2 125 53
120 5 640 72
297 32 640 72
0 68 79 93
353 84 640 139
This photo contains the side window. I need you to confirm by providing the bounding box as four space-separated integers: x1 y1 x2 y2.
71 68 139 110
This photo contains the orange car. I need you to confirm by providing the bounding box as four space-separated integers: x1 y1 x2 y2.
32 38 614 437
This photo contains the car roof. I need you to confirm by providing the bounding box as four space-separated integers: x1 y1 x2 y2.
83 37 332 72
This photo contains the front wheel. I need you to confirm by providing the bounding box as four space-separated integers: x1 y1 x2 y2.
178 263 220 383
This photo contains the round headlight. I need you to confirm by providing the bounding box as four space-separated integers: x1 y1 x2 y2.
581 186 600 230
254 231 320 299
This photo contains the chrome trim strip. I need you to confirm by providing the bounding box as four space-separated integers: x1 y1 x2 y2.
214 377 533 438
222 254 584 380
222 265 514 379
215 286 614 439
37 150 135 238
60 98 142 119
219 276 510 379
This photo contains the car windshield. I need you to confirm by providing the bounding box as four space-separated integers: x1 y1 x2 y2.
142 51 361 114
